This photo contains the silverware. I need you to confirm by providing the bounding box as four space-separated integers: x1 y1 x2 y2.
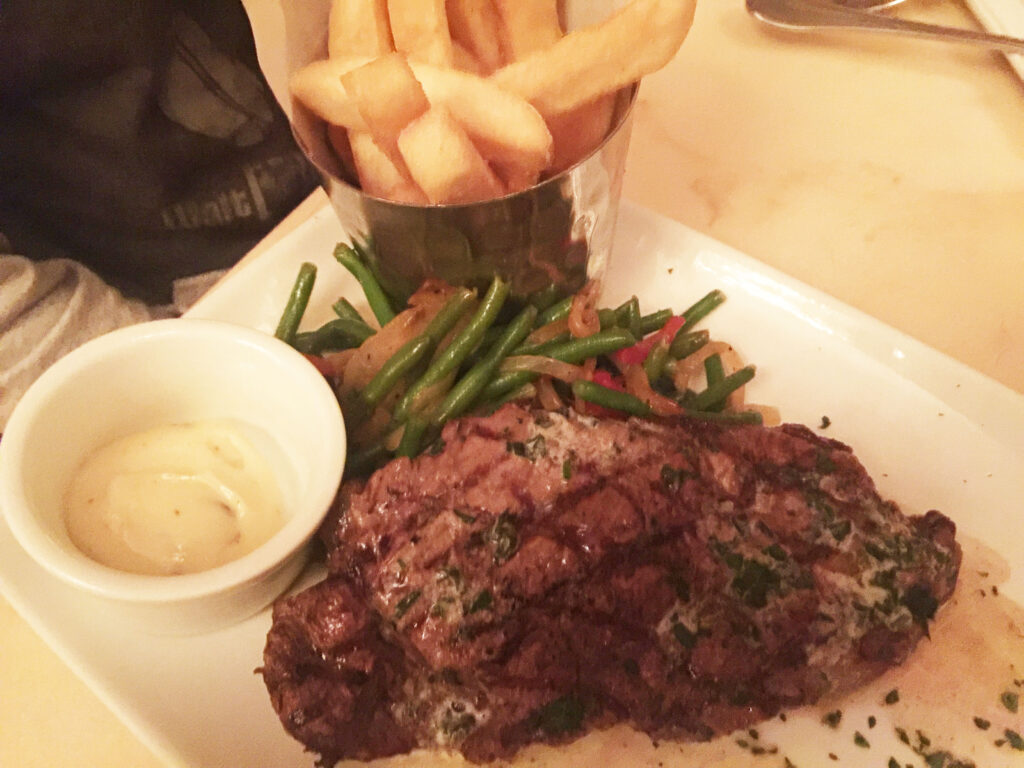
747 0 1024 54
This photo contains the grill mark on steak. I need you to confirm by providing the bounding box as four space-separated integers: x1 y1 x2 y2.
262 404 961 764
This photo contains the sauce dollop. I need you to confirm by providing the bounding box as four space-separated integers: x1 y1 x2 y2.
64 420 284 576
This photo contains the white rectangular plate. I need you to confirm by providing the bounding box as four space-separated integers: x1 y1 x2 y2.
2 199 1022 768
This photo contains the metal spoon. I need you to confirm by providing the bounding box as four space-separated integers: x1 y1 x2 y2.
747 0 1024 54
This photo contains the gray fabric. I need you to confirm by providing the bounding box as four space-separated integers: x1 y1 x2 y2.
0 254 152 430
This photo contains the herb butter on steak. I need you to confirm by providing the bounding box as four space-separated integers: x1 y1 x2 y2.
261 404 961 764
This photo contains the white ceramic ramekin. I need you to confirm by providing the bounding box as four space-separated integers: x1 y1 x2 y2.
0 318 346 634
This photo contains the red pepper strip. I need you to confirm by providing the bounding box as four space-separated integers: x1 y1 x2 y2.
612 315 686 367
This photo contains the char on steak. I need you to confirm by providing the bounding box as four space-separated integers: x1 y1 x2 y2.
262 404 960 764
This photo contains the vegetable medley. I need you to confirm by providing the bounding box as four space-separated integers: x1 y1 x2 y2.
275 238 776 475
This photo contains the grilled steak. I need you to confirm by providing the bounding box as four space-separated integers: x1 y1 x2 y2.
262 404 961 763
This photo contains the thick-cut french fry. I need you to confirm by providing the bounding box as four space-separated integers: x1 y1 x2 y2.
328 0 393 58
387 0 454 67
327 124 360 182
446 0 506 73
545 92 616 173
408 62 552 182
341 53 430 152
350 130 429 204
491 0 696 117
397 106 505 204
289 59 368 131
492 0 562 61
450 41 484 74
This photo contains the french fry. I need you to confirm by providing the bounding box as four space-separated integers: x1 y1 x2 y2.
545 92 616 173
349 130 429 204
408 62 552 183
451 40 485 74
491 0 696 117
340 53 430 152
492 0 562 61
328 0 393 58
446 0 506 73
387 0 454 67
327 124 360 182
397 105 505 204
289 59 368 131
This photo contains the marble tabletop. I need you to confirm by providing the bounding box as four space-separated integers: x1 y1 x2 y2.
3 1 1022 766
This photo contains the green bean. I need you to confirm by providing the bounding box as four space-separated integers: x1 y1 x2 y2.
292 317 375 355
644 342 671 383
514 331 570 356
361 336 432 408
478 370 535 401
395 417 428 457
479 383 537 415
275 262 316 344
360 289 475 408
614 296 642 337
688 365 756 412
571 380 652 417
535 295 572 326
479 327 636 402
542 327 636 364
527 283 562 312
433 304 537 425
333 297 370 325
682 408 763 425
333 243 396 326
346 441 390 476
704 353 725 388
597 308 618 329
680 289 726 329
669 329 710 359
638 308 674 336
395 276 509 420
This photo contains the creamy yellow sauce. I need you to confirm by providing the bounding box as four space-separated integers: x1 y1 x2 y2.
64 420 284 576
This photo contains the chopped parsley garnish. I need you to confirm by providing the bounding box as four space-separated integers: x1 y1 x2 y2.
973 717 990 730
884 688 900 705
489 512 519 563
439 707 476 737
465 590 492 615
730 556 781 609
453 509 477 524
672 622 697 649
822 709 843 728
901 584 939 626
562 458 573 480
666 571 691 602
660 464 688 491
854 731 870 748
1006 729 1024 751
819 415 831 429
506 434 547 461
1001 690 1019 713
394 589 422 619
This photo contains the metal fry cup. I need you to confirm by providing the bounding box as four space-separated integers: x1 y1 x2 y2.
291 85 637 304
